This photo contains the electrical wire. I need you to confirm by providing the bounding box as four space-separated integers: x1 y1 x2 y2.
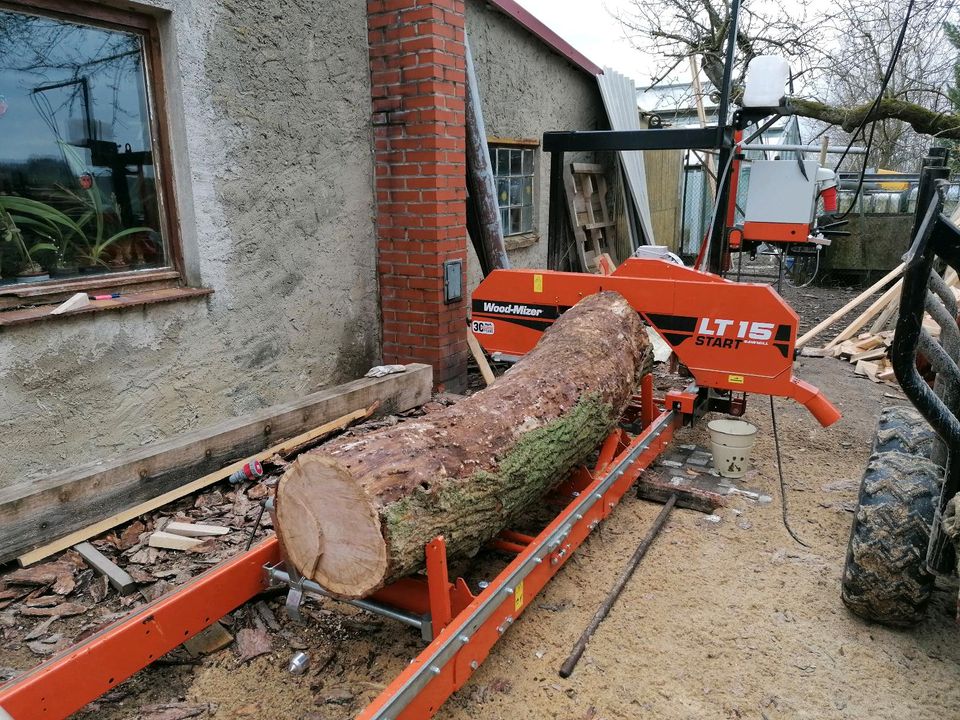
770 395 810 548
832 0 917 221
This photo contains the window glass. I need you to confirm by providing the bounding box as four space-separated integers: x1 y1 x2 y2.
490 145 535 236
0 9 166 285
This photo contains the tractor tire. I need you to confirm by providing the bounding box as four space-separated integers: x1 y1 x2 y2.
872 406 939 461
841 451 941 626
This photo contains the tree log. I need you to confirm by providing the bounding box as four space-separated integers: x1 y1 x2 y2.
275 292 651 598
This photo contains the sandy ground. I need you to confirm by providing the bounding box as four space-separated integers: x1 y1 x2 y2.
5 278 960 720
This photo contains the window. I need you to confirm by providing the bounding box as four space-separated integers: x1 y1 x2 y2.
0 2 178 292
489 145 535 236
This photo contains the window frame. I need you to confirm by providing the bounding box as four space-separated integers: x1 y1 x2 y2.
0 0 186 305
488 137 539 248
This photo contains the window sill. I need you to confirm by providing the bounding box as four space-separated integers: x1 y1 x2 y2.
0 286 213 328
504 233 539 251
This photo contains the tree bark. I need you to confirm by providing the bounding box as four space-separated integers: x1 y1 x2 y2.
790 97 960 141
275 292 651 598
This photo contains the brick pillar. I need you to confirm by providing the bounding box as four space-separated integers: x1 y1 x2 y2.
367 0 469 391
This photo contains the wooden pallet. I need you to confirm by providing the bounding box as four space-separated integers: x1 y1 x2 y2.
563 162 618 273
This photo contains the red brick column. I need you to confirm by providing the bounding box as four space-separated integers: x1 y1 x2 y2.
367 0 469 391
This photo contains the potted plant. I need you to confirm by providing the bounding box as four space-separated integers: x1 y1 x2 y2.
0 195 85 277
55 183 151 273
0 190 151 276
0 200 57 283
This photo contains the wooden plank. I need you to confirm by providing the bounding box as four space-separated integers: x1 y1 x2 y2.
850 347 887 363
570 162 605 174
636 475 724 514
870 294 900 334
164 522 229 538
795 263 904 348
466 329 496 386
799 346 834 358
149 531 201 551
825 279 903 349
854 335 886 352
854 360 881 382
16 405 376 566
73 542 136 596
4 365 432 564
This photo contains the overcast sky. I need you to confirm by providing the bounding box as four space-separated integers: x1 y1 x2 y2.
513 0 656 86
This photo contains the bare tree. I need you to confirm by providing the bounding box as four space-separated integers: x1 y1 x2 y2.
619 0 960 162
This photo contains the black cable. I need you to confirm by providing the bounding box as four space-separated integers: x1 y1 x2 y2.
832 0 917 221
770 395 810 548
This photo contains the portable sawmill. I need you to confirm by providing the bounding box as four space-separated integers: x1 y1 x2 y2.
0 1 854 717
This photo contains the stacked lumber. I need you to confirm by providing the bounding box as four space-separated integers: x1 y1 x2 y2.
831 331 897 384
806 276 960 386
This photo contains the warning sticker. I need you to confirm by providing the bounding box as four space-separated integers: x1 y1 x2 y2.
533 274 543 293
728 374 745 385
514 581 524 611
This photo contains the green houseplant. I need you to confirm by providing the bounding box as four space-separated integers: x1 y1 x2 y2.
0 199 58 282
0 190 152 277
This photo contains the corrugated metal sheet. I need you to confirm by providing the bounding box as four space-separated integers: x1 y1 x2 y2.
597 68 656 245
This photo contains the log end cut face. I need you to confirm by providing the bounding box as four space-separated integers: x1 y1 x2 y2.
276 454 387 597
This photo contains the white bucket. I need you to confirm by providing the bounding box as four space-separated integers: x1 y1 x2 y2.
707 418 758 479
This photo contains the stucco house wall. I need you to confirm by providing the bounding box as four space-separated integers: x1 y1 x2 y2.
465 0 607 286
0 0 379 484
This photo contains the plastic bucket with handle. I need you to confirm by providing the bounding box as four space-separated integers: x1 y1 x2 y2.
707 418 758 478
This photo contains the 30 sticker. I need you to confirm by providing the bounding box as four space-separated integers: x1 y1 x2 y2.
471 320 495 335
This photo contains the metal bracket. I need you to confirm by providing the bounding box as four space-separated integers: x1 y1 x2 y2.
264 498 307 623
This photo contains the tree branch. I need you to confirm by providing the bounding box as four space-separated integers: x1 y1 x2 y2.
791 96 960 140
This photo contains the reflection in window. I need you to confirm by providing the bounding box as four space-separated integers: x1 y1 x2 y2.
489 146 534 236
0 9 166 285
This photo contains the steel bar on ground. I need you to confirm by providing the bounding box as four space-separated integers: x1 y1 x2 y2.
558 494 676 678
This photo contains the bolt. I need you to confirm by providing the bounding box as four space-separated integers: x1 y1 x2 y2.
470 660 479 670
478 580 489 590
288 652 310 676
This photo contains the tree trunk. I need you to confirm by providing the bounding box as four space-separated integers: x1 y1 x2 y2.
275 292 651 598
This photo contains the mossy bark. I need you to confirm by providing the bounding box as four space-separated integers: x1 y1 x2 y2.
275 291 651 598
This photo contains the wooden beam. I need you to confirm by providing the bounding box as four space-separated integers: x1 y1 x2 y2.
16 405 378 566
795 263 904 349
2 365 432 564
466 329 496 386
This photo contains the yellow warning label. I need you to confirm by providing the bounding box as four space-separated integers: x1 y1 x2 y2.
728 374 745 385
533 274 543 293
514 581 524 611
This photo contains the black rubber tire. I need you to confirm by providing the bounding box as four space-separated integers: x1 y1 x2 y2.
841 451 941 626
872 406 939 461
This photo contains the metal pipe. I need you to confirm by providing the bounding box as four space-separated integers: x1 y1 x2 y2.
267 568 424 630
742 143 867 155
